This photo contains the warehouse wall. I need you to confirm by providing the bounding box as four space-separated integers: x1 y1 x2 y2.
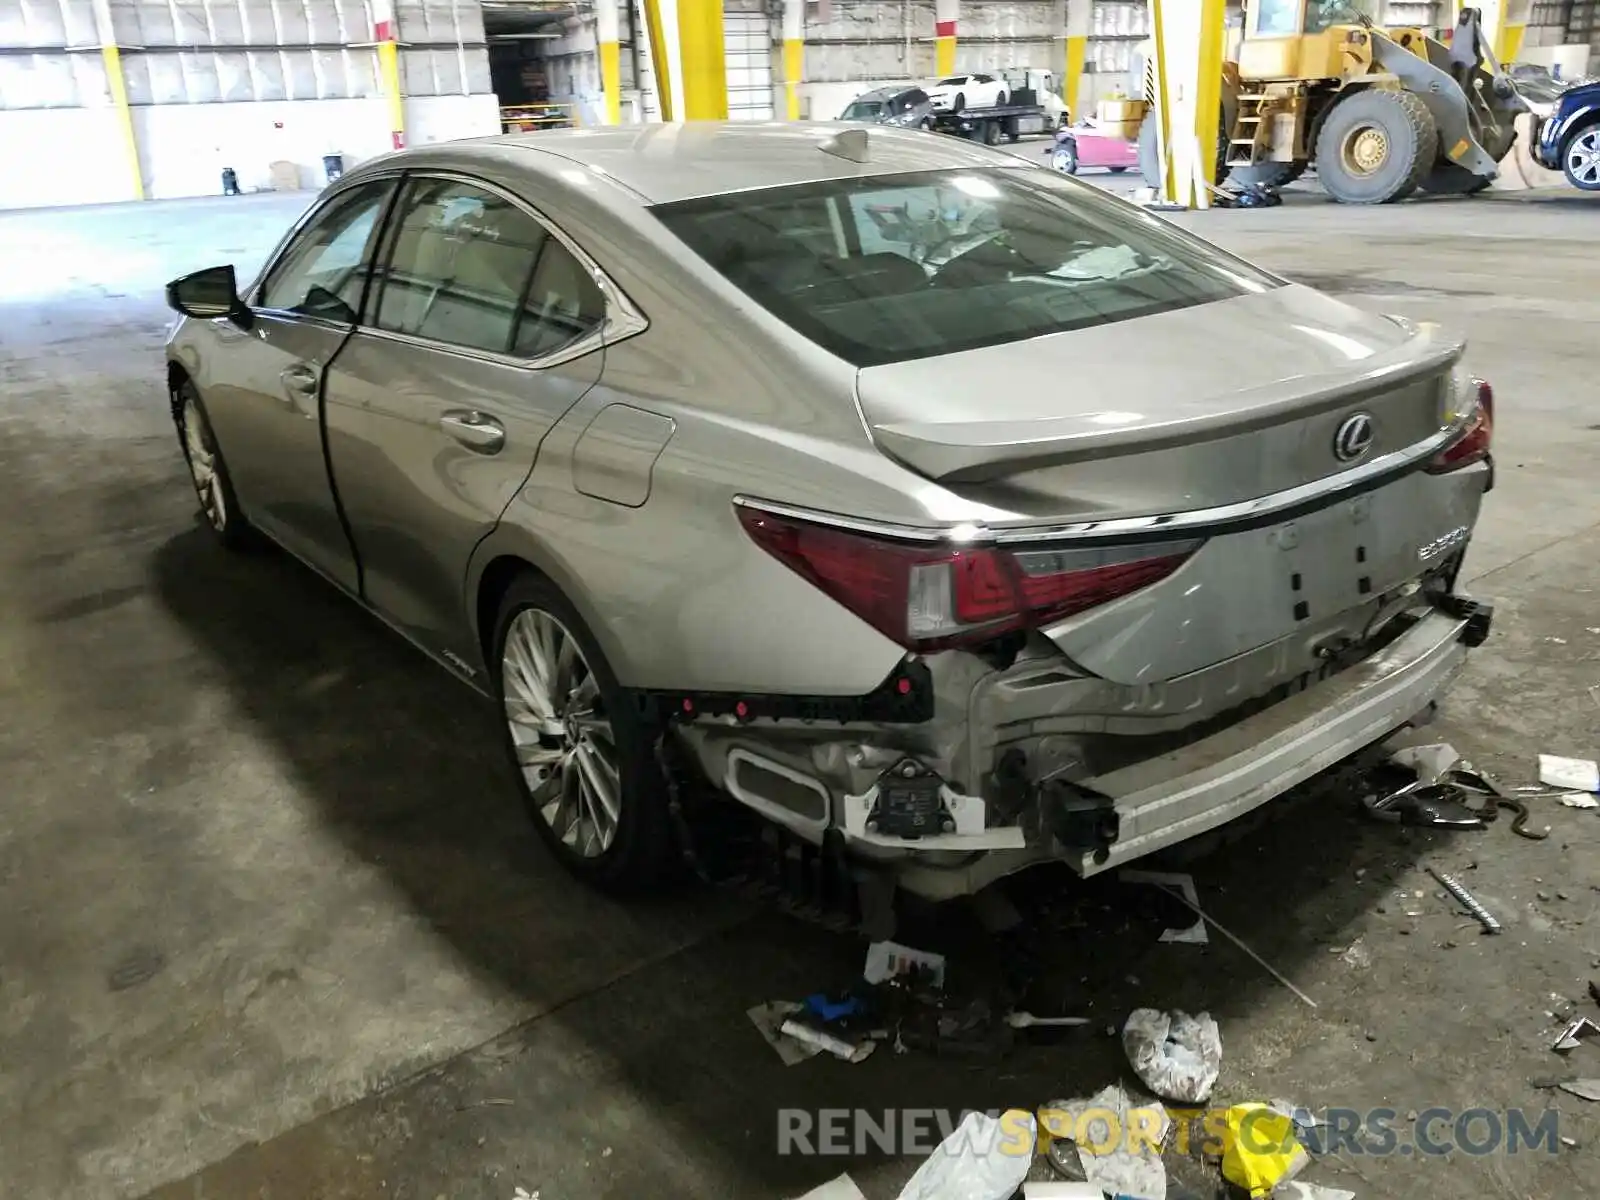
0 0 500 209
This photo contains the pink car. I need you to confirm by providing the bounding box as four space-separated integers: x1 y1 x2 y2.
1051 124 1140 175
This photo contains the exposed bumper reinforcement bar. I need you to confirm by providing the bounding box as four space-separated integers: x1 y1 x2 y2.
1068 609 1473 876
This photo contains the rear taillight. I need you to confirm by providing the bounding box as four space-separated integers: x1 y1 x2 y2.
736 504 1199 652
1426 378 1493 474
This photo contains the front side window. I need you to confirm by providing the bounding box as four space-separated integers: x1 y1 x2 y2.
936 76 967 86
257 181 392 321
1252 0 1302 35
653 169 1279 368
373 176 586 356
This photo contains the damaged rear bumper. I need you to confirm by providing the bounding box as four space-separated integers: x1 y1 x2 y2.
1065 608 1473 875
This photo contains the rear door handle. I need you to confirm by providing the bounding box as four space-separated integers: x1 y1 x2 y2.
440 411 506 454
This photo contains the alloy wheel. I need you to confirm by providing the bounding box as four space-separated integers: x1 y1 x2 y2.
501 608 621 858
1567 130 1600 187
182 398 228 533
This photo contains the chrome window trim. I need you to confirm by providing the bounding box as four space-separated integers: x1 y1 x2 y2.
734 415 1473 547
360 169 647 369
246 168 649 370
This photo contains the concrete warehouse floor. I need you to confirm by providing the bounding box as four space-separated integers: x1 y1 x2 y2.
3 180 1600 1200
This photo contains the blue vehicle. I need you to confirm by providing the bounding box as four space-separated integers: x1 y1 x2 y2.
1533 78 1600 191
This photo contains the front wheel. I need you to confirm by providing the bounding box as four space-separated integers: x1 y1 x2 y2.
952 92 966 113
494 574 675 893
995 91 1008 107
1053 142 1079 175
1562 124 1600 191
174 382 251 549
1314 89 1437 204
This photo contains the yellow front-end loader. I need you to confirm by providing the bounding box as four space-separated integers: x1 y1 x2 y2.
1140 1 1526 204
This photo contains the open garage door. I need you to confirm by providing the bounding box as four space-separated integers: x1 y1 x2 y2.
724 10 775 120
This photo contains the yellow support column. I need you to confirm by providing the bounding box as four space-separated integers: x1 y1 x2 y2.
598 0 623 124
782 0 803 120
641 0 675 120
373 0 406 148
678 0 728 119
1193 0 1225 193
91 0 143 200
1149 0 1224 208
934 0 957 76
1063 0 1090 121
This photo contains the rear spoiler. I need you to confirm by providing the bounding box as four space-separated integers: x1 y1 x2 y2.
868 322 1465 484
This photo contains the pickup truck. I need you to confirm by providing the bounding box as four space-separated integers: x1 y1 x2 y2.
928 89 1053 145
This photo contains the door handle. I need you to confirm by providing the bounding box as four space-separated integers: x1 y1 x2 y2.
280 364 319 395
440 411 506 454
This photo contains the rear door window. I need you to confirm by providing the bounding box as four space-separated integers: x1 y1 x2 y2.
366 177 607 359
653 168 1281 368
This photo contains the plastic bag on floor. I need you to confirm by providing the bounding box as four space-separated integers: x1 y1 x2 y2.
1220 1103 1310 1198
895 1110 1036 1200
1040 1083 1169 1200
1274 1182 1355 1200
1122 1008 1222 1104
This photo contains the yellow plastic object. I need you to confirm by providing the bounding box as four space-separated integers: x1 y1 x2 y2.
1220 1104 1309 1198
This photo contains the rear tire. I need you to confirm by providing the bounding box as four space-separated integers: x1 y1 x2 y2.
492 573 675 894
982 120 1002 146
1561 122 1600 191
1314 89 1437 205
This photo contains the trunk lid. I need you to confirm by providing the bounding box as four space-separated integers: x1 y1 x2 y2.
855 286 1479 686
856 285 1462 518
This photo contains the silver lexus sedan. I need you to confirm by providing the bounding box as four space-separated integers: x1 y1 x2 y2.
163 122 1495 899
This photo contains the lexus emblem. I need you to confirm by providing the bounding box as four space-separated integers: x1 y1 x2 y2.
1333 412 1376 463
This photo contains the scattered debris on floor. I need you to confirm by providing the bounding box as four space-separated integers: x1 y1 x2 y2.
1122 1009 1222 1103
791 1175 868 1200
1539 754 1600 794
748 1001 824 1065
894 1110 1034 1200
1427 867 1501 935
1120 870 1210 944
1273 1183 1356 1200
1220 1102 1310 1197
1560 792 1600 809
1554 1016 1600 1054
1558 1079 1600 1102
864 940 948 988
1041 1083 1168 1200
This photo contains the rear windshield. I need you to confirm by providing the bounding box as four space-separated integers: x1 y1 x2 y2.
652 168 1281 368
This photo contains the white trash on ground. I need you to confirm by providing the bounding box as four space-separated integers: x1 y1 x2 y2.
1274 1182 1356 1200
894 1110 1036 1200
1538 754 1599 793
1041 1083 1169 1200
791 1175 869 1200
1122 1008 1223 1103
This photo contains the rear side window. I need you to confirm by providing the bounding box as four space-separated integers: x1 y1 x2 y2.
653 169 1280 368
368 176 606 358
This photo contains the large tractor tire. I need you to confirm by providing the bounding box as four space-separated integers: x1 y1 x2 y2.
1138 112 1230 191
1313 89 1438 205
1228 160 1308 189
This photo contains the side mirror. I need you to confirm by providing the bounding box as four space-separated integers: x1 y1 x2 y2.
166 264 252 329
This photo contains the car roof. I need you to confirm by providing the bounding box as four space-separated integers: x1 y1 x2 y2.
453 121 1018 205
